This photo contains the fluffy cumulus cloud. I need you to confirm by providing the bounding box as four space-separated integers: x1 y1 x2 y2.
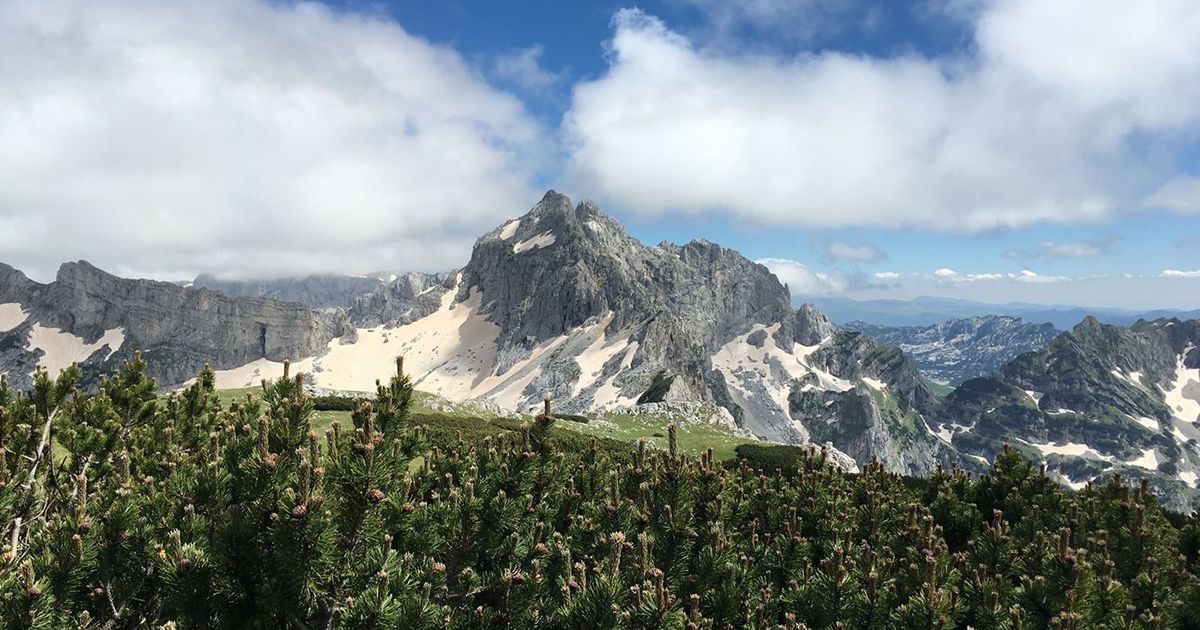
565 2 1200 231
1162 269 1200 278
757 258 885 297
757 258 845 295
0 0 547 280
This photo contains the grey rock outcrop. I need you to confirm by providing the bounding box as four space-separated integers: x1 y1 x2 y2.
461 191 791 353
348 272 455 327
1 261 352 389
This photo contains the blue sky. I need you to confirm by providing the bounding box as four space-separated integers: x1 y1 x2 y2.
2 0 1200 308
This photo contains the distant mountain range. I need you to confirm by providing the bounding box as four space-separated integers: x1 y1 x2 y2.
809 295 1200 329
935 317 1200 510
845 316 1060 386
2 191 1198 509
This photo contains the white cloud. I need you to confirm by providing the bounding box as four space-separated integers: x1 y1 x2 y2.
1037 238 1116 258
676 0 878 44
1006 235 1120 260
757 258 845 295
1015 269 1069 284
873 271 902 280
0 0 547 280
1161 269 1200 278
491 44 566 93
817 240 884 262
566 2 1200 231
1146 175 1200 213
928 268 1068 284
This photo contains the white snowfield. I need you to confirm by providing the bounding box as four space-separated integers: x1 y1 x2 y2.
25 323 125 376
1127 447 1162 471
209 278 640 413
498 219 520 240
206 293 871 425
513 231 556 253
709 323 861 439
1021 439 1113 462
1160 353 1200 424
1130 415 1160 431
0 303 27 333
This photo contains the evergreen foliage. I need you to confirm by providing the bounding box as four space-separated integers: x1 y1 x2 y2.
0 355 1197 628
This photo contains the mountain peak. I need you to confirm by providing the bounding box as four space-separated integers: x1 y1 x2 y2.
1072 315 1104 335
56 260 118 286
527 189 573 217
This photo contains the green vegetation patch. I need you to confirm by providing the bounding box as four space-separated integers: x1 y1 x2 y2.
2 357 1197 627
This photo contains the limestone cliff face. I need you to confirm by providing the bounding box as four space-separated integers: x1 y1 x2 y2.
0 261 352 388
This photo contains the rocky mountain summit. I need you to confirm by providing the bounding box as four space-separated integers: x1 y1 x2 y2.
846 316 1061 385
430 191 951 472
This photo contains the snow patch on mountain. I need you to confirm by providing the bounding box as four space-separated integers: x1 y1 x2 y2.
513 231 556 253
498 220 520 240
861 377 888 393
1128 448 1162 471
209 286 645 414
590 341 640 409
0 303 27 333
1131 415 1160 431
210 356 314 389
26 324 125 375
1161 355 1200 423
1181 470 1199 489
1023 440 1113 461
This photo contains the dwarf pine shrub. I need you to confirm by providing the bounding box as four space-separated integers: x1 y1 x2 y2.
0 355 1197 628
